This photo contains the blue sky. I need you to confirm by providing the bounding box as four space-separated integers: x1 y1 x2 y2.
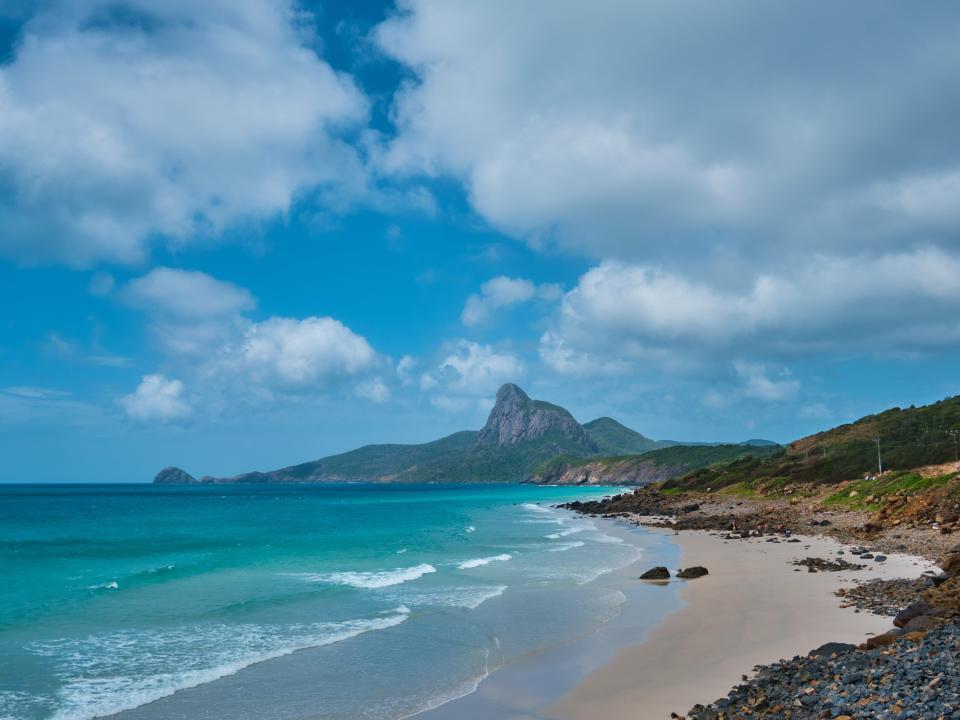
2 1 960 482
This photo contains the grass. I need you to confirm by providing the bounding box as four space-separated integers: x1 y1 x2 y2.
822 471 958 511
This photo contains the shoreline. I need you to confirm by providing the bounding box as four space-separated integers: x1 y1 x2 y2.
550 526 933 719
419 504 935 720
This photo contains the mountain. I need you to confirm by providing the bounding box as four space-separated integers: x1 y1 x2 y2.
665 395 960 492
582 417 672 455
478 383 596 449
156 383 656 484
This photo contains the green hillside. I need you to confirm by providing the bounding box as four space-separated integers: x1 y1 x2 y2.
533 442 782 485
664 395 960 492
583 417 671 455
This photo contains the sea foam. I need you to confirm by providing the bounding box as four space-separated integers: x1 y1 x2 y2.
32 613 410 720
457 554 512 570
294 563 437 589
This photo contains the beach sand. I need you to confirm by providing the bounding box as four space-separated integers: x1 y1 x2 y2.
549 528 936 720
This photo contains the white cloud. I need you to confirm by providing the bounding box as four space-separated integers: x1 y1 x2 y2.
460 276 531 326
0 0 368 267
223 316 376 390
355 377 391 403
396 355 417 385
461 276 564 326
420 340 524 402
375 2 960 263
124 268 255 319
734 362 799 402
543 248 960 375
121 374 192 422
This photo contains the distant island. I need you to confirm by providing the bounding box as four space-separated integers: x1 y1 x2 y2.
154 383 778 485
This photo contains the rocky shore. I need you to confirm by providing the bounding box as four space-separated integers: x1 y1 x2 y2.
561 488 960 719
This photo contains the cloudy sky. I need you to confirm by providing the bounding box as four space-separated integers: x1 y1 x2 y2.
2 0 960 482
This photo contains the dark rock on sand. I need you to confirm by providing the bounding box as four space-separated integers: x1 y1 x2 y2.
640 566 671 580
894 601 932 628
808 641 855 658
791 557 865 572
677 566 709 579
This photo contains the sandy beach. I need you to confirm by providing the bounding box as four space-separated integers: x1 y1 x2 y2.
550 527 936 719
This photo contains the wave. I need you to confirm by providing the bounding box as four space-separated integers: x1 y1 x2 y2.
545 526 587 539
546 541 585 553
88 581 119 591
520 503 555 514
291 563 437 589
590 533 625 544
384 585 507 610
464 526 476 533
32 613 410 720
457 554 512 570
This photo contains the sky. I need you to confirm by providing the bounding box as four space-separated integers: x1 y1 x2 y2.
2 0 960 482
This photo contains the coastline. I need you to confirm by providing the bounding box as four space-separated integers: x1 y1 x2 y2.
550 527 934 719
419 509 935 720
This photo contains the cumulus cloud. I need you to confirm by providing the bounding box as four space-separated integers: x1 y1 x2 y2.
120 374 192 421
376 1 960 263
460 276 562 326
542 248 960 376
224 316 376 390
0 0 368 267
119 267 386 414
420 340 523 409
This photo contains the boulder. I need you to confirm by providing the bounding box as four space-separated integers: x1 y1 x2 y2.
938 551 960 577
677 566 709 579
903 614 945 632
640 566 671 580
893 601 931 628
808 642 856 658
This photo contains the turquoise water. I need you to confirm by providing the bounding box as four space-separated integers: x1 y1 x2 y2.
0 483 654 720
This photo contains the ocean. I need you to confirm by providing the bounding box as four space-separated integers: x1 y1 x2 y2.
0 483 672 720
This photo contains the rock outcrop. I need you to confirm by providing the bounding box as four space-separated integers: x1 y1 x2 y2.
477 383 596 449
153 467 199 484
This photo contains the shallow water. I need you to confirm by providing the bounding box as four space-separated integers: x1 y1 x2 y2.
0 483 663 720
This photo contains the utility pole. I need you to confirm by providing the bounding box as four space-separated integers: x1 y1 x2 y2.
874 436 883 475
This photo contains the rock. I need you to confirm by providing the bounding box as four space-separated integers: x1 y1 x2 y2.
808 642 856 658
861 553 875 559
640 566 671 580
874 554 887 562
938 551 960 577
477 383 596 448
677 566 709 579
903 614 945 632
936 510 959 524
894 602 932 628
153 467 198 484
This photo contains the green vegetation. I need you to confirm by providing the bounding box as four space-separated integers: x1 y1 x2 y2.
532 442 783 485
582 417 670 455
665 395 960 492
822 470 958 511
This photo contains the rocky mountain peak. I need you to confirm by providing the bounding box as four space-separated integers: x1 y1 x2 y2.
477 383 596 449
